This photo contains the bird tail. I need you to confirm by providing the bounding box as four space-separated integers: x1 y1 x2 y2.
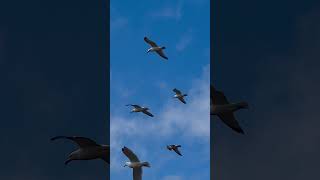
161 46 166 49
142 162 150 167
235 102 249 109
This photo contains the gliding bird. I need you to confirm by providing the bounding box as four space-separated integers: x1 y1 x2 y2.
51 136 110 165
144 37 168 60
211 85 248 134
122 146 150 180
126 104 154 117
167 145 183 156
173 88 188 104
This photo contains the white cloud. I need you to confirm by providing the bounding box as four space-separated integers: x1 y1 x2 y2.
110 65 210 172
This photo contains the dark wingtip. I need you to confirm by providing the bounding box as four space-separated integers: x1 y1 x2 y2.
236 128 245 134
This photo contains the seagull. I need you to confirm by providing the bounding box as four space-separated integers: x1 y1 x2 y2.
211 85 248 134
122 146 150 180
126 104 154 117
144 37 168 60
173 88 188 104
167 145 182 156
51 136 110 165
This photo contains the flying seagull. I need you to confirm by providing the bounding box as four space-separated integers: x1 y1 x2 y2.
167 145 182 156
173 88 188 104
51 136 110 165
126 104 154 117
211 85 248 134
144 37 168 60
122 146 150 180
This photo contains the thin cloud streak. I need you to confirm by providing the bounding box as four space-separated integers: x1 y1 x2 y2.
149 2 183 21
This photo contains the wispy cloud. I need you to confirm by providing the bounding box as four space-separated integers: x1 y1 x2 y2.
149 2 183 21
176 30 193 52
110 7 128 31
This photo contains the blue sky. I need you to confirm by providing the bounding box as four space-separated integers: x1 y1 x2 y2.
110 0 210 179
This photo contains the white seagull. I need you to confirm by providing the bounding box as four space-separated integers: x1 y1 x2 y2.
144 37 168 60
126 104 154 117
51 136 110 165
122 146 150 180
167 145 182 156
211 85 248 134
173 88 188 104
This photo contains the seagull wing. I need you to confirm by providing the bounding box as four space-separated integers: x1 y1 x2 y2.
178 97 186 104
218 113 244 134
144 37 158 47
127 104 141 108
173 147 182 156
156 50 168 60
122 146 140 162
173 88 182 95
133 167 142 180
51 136 99 148
211 86 229 105
142 110 154 117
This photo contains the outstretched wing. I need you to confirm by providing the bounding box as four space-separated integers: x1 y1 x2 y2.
178 97 186 104
126 104 141 108
173 88 182 95
142 110 154 117
51 136 99 148
173 148 182 156
211 85 229 105
156 50 168 60
144 37 158 47
218 113 244 134
133 168 142 180
122 146 140 162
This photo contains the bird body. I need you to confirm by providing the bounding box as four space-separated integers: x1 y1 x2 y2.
147 46 165 53
211 102 248 115
124 161 150 168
